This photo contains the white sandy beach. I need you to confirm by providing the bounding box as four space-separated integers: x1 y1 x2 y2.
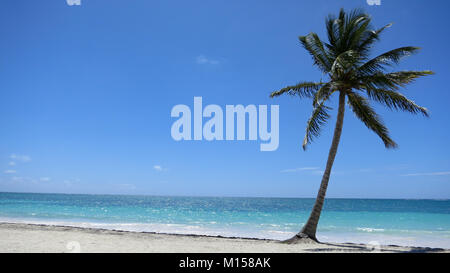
0 222 447 253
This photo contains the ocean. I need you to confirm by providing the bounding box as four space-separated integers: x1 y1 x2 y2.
1 192 449 248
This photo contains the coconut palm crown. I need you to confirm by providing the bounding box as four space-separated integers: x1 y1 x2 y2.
270 8 433 243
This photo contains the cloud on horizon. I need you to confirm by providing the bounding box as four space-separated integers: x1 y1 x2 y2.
280 167 320 173
401 172 450 177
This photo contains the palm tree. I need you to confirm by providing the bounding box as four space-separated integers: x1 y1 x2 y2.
270 8 433 243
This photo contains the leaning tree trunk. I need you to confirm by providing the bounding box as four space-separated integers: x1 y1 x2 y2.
285 91 346 244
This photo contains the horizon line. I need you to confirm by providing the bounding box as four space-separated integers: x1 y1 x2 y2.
0 191 448 201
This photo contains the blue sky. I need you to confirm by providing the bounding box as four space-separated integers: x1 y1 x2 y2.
0 0 449 198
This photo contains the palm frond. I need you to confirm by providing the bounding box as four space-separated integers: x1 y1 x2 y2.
364 88 429 116
357 23 392 54
299 33 332 72
303 102 332 150
270 81 323 98
313 82 335 106
325 14 339 48
327 8 371 57
347 92 398 148
358 47 421 76
340 9 370 51
358 70 434 91
348 19 371 51
385 70 434 85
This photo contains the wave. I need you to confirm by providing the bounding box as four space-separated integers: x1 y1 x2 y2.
0 217 295 240
356 227 386 233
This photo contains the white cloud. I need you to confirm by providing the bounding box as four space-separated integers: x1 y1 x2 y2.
153 165 163 171
4 170 16 174
40 177 51 182
281 167 319 173
401 172 450 177
10 154 31 163
196 55 220 65
8 161 16 166
7 176 38 184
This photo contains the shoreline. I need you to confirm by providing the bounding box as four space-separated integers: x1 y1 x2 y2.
1 222 448 253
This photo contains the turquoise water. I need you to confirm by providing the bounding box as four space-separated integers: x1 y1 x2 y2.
1 192 449 248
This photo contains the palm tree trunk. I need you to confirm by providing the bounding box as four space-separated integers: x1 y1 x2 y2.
285 91 346 243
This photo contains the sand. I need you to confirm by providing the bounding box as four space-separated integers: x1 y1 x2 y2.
0 222 447 253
